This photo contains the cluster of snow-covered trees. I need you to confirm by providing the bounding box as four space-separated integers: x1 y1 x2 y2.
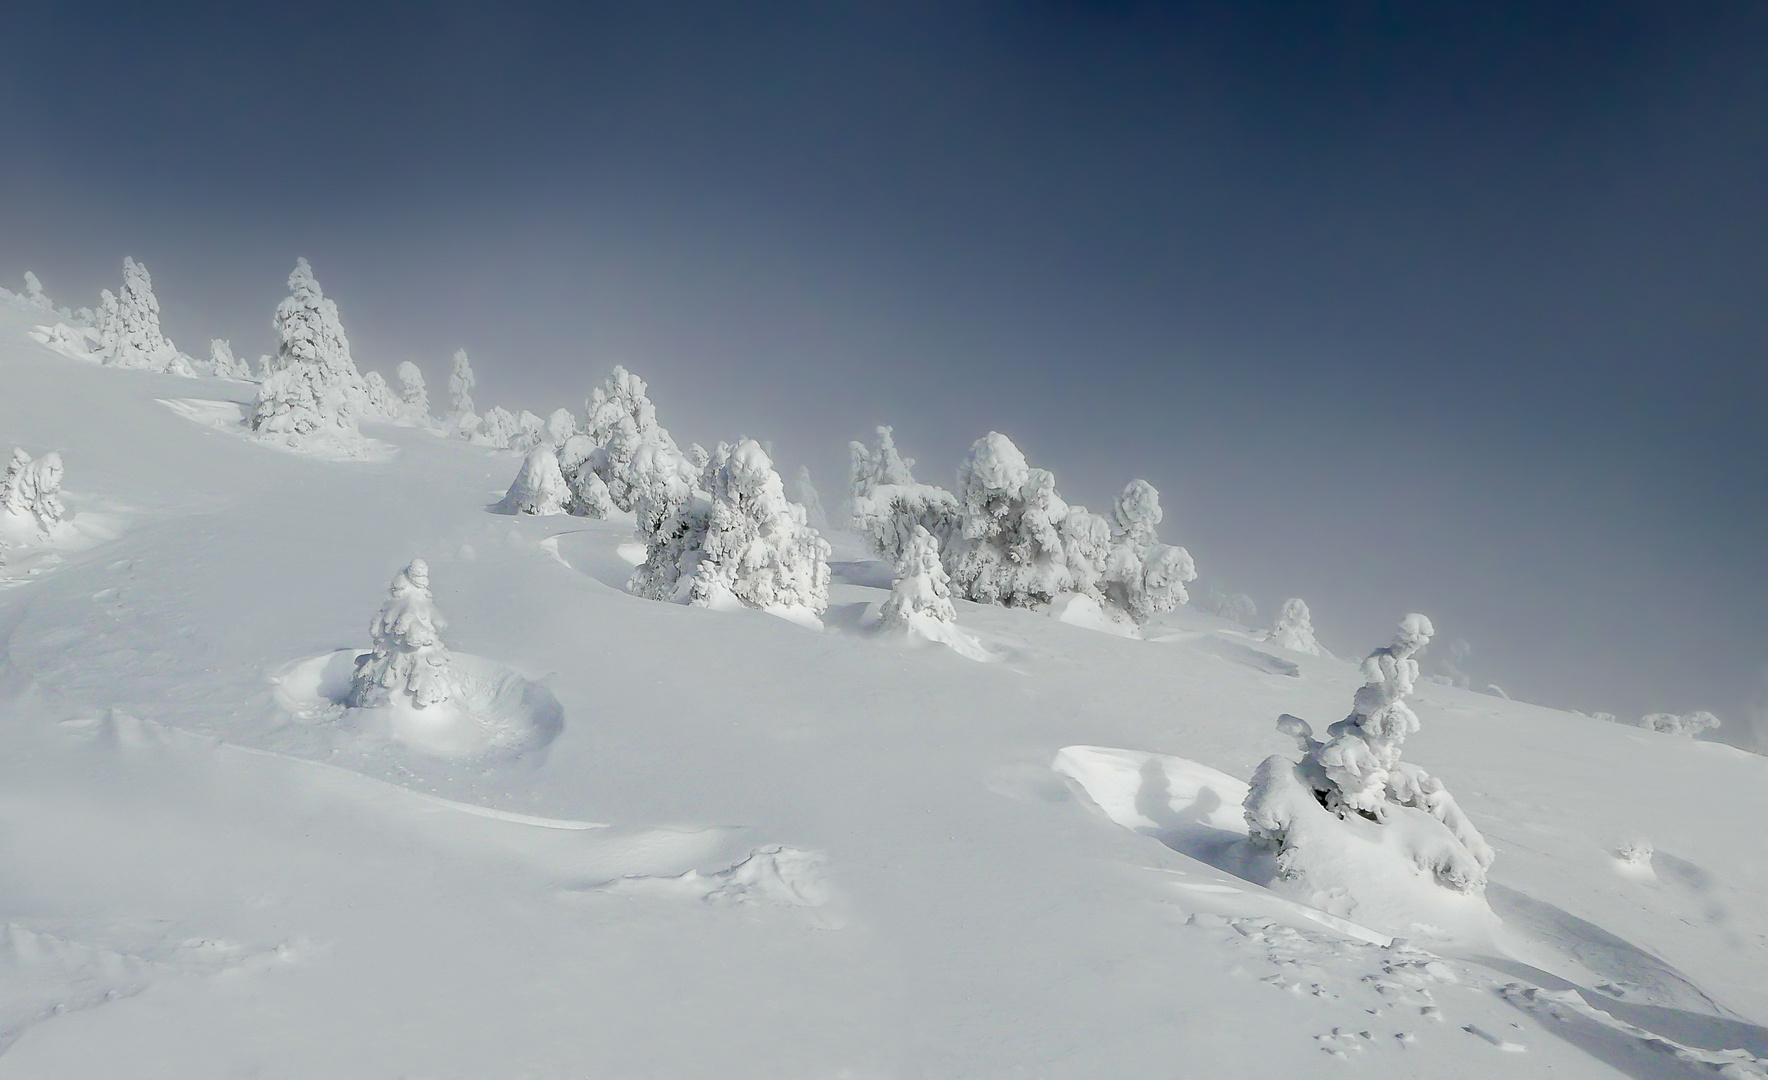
0 446 67 536
1584 709 1723 738
846 427 1195 627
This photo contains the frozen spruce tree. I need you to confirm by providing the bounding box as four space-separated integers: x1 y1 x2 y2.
1266 598 1323 655
250 259 368 450
546 408 576 447
498 445 571 515
511 410 547 452
448 349 480 436
104 258 193 375
880 524 957 630
631 439 830 618
582 366 681 512
847 426 963 566
1100 479 1197 623
22 271 52 310
1638 711 1722 737
209 339 253 381
362 370 403 420
349 559 456 710
1 449 66 535
476 406 518 449
1 448 37 519
396 361 430 418
795 466 830 532
1244 614 1494 895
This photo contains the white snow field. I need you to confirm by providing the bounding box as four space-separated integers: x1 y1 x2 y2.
0 295 1765 1079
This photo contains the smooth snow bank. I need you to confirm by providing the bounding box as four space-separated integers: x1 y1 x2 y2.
157 397 397 462
597 845 838 924
882 608 997 662
1048 592 1140 638
272 649 563 762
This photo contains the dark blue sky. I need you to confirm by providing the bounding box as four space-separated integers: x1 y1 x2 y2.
3 2 1765 740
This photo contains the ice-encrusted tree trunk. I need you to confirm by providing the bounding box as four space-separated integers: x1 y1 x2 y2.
1244 614 1494 893
879 524 957 631
104 258 193 375
349 559 456 710
631 439 830 616
396 361 430 418
250 259 367 448
1266 598 1323 655
795 466 830 532
1100 479 1196 623
498 445 571 515
449 349 479 437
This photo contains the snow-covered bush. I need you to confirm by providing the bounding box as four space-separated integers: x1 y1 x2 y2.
1099 479 1196 623
348 559 456 710
396 361 430 418
880 524 957 630
566 461 613 518
1266 598 1323 655
1638 711 1721 737
631 439 830 618
795 466 830 532
0 448 66 535
509 410 547 452
102 258 193 375
250 259 367 450
1243 614 1494 895
448 349 479 436
498 445 571 515
477 406 518 449
546 408 576 447
28 322 99 360
847 426 961 564
209 339 253 381
946 432 1105 608
628 442 699 538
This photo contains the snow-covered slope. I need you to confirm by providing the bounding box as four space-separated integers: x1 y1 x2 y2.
0 296 1764 1078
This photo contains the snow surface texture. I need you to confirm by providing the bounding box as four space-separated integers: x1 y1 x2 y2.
2 292 1767 1077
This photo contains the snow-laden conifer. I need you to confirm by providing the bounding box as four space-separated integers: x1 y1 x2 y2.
795 467 830 532
512 410 547 452
1243 614 1494 894
688 442 711 474
477 406 518 449
848 426 962 566
546 408 576 448
396 361 430 418
880 525 957 631
580 366 680 513
362 371 403 421
629 442 698 538
250 259 367 449
1266 598 1323 655
1100 479 1196 623
448 349 479 436
631 439 830 617
946 432 1097 608
349 559 455 709
209 339 253 381
1638 711 1721 737
0 448 66 535
498 445 571 515
1 448 36 519
104 258 193 375
22 271 50 310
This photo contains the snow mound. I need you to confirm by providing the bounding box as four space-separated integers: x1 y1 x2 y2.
600 846 836 915
883 609 998 662
28 323 99 362
272 649 563 762
157 397 397 462
1048 592 1140 638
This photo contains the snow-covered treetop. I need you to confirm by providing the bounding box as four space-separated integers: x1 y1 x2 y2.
849 426 916 503
397 361 429 413
23 271 50 309
547 408 576 447
1112 479 1163 552
449 349 476 416
586 365 676 452
1347 613 1434 744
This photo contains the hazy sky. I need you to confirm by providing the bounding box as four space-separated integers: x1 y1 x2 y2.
3 2 1764 741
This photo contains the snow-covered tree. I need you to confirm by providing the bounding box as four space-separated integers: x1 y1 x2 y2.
1426 638 1474 689
848 426 964 566
1 448 36 519
511 410 547 452
1100 479 1196 623
477 406 518 449
688 442 711 474
579 366 681 513
795 466 830 532
361 370 403 420
880 524 957 631
448 349 479 436
946 432 1104 608
22 271 51 310
349 559 456 710
250 259 367 449
103 258 193 375
546 408 576 447
209 339 252 381
1244 614 1494 894
566 459 613 518
628 442 699 538
1266 598 1323 655
1638 711 1722 737
631 439 830 616
498 445 571 515
1 448 65 535
396 361 430 417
